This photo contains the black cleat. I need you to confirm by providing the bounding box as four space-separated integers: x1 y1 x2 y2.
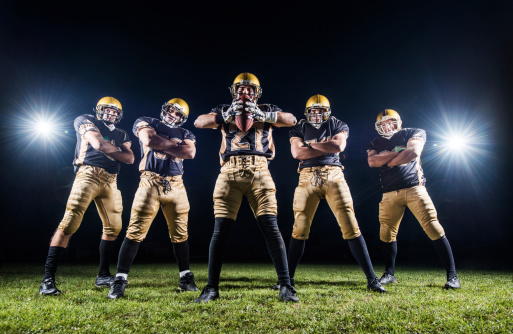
178 272 199 292
94 275 114 288
279 283 299 302
444 276 461 289
107 276 127 299
271 278 294 290
367 277 387 293
195 285 219 303
379 273 398 285
39 278 61 296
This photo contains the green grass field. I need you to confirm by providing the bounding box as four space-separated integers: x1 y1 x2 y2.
1 263 512 333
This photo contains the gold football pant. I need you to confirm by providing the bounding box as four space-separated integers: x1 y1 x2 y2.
125 171 190 243
379 185 445 242
292 166 361 240
213 155 278 220
58 165 122 236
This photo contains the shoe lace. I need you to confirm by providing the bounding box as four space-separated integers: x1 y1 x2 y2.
282 283 296 294
111 280 125 293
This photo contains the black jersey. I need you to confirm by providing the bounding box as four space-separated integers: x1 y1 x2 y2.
73 114 131 174
210 104 280 165
367 128 427 193
133 117 196 176
289 117 349 170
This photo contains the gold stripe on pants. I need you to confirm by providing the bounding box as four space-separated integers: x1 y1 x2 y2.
126 171 190 243
58 165 122 236
213 155 278 220
292 165 361 240
379 185 445 242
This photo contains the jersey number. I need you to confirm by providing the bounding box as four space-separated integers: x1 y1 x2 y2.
230 123 264 152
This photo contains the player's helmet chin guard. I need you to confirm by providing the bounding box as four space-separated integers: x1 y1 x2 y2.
305 94 331 129
161 98 189 127
229 73 262 100
375 109 402 137
95 96 123 124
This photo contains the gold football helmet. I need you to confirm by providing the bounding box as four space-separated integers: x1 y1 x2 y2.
229 73 262 99
305 94 331 128
95 97 123 124
375 109 402 136
161 98 189 127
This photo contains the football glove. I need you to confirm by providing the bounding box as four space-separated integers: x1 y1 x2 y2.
222 100 243 123
245 101 277 123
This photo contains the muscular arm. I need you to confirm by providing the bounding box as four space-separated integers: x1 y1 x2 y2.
386 138 424 167
194 114 218 129
84 131 135 164
290 133 346 160
367 150 399 168
273 111 297 128
162 139 196 159
310 132 346 153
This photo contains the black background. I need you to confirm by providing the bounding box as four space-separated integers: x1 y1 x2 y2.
1 1 512 269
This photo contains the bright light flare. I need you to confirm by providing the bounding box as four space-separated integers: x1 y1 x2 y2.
423 110 492 182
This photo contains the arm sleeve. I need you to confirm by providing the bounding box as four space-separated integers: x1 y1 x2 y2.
333 119 350 138
74 115 100 136
133 117 154 137
407 128 426 143
183 129 196 144
289 122 304 142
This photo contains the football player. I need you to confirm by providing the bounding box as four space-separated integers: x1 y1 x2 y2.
367 109 460 289
39 97 134 295
274 94 386 293
193 73 299 302
107 98 198 299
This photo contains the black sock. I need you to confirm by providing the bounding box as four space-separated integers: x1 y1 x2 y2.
172 240 190 273
44 246 66 280
206 218 234 288
347 235 377 281
116 238 141 275
256 215 290 286
383 241 397 276
433 236 457 279
288 237 305 279
98 239 116 277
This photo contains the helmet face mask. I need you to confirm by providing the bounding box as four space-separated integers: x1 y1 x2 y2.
95 97 123 124
375 109 402 137
305 95 331 129
229 73 262 101
305 107 330 129
161 99 189 127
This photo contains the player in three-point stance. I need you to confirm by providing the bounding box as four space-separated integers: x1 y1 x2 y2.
108 98 198 299
367 109 460 289
39 97 134 295
193 73 299 302
274 94 386 293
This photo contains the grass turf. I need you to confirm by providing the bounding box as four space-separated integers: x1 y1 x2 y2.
0 264 512 333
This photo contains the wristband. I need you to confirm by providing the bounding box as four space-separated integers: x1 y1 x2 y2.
215 113 224 125
265 111 277 124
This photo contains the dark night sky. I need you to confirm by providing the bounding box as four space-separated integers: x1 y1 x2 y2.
1 1 512 268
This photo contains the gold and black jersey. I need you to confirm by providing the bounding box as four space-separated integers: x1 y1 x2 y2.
73 114 131 174
133 116 196 176
367 128 427 193
210 104 280 165
289 117 349 170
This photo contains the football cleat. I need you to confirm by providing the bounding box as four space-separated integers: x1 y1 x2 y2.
279 284 299 302
444 276 461 289
195 285 220 303
178 272 199 292
271 277 295 290
367 277 387 293
94 275 114 288
107 276 128 299
39 278 61 296
379 273 398 285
